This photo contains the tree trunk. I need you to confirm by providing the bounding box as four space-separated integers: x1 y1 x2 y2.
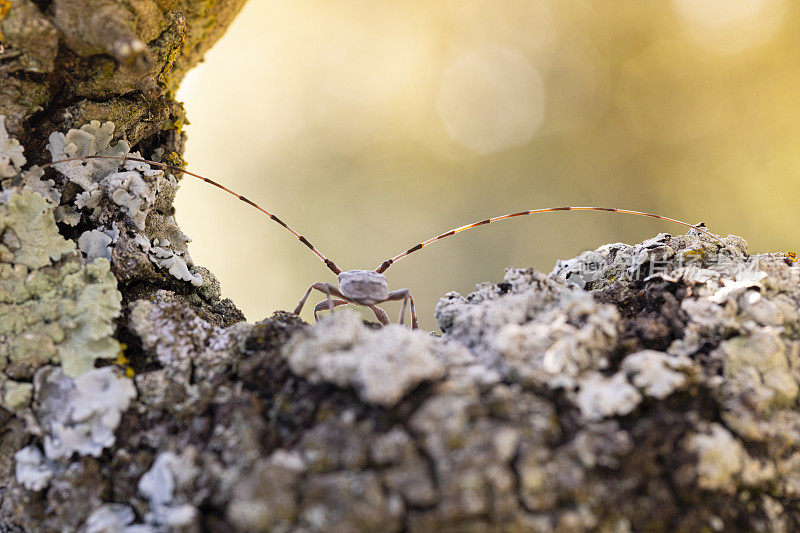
3 2 800 532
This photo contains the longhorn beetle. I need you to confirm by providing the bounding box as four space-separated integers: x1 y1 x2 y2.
42 155 738 329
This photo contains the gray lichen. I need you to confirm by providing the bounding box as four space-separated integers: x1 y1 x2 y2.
10 0 800 529
574 371 642 421
0 115 26 178
78 228 114 262
138 451 199 530
83 504 142 533
46 120 131 190
45 120 204 288
37 367 136 460
0 2 260 526
134 235 203 287
621 349 693 399
283 310 445 407
0 116 58 203
105 169 157 231
3 207 800 531
13 445 55 491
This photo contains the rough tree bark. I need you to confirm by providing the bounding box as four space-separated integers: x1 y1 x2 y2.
2 2 800 532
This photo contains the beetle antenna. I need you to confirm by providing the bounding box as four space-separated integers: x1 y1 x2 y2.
375 206 739 273
40 155 342 275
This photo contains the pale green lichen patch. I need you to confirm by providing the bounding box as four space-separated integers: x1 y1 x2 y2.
686 423 749 493
0 189 74 269
719 330 799 410
55 259 123 376
0 190 122 381
0 254 122 378
0 377 32 410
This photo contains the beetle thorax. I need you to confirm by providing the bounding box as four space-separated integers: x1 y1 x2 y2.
338 270 389 305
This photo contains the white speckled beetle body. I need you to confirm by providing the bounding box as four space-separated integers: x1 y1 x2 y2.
337 271 390 306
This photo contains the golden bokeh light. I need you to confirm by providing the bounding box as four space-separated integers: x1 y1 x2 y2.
671 0 787 54
175 1 799 327
437 45 545 154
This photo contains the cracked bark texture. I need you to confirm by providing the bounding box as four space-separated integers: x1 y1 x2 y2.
0 0 247 158
3 2 800 533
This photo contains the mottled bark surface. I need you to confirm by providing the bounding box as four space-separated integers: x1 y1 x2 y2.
3 2 800 533
1 0 246 158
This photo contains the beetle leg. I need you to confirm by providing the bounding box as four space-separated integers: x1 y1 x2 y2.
408 296 418 330
313 299 349 322
369 305 390 326
386 289 418 330
294 282 344 315
324 285 334 315
294 285 315 315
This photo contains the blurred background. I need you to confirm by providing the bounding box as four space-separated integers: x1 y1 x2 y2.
175 0 800 328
